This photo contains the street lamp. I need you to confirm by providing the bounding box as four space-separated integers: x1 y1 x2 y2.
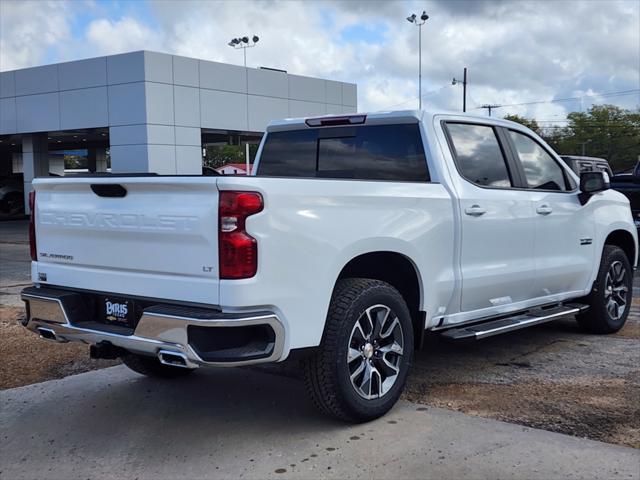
452 67 468 112
406 10 429 110
228 35 259 68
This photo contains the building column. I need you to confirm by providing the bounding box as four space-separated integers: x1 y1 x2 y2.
88 147 108 173
109 124 202 175
47 155 64 176
22 133 49 214
175 126 202 174
96 148 108 172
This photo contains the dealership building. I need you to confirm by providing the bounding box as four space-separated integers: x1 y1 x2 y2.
0 50 357 214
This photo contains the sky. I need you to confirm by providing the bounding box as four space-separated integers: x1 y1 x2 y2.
0 0 638 123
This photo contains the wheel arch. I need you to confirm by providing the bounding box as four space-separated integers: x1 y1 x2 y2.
604 229 637 267
335 251 425 348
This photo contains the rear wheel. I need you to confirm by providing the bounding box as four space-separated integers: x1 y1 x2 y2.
121 352 195 378
577 245 633 334
303 278 414 422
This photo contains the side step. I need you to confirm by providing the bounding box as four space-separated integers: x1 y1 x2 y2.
439 303 589 342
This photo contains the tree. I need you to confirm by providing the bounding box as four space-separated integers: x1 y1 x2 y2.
561 105 640 172
203 144 259 170
503 114 541 135
506 106 640 173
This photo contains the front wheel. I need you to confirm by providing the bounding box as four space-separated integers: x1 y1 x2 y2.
577 245 633 334
303 278 414 422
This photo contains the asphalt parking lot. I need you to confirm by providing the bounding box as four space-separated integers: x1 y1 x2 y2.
1 366 639 480
1 219 639 478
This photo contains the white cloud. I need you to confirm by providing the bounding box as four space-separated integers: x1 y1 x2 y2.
153 1 357 78
0 0 71 70
0 0 637 120
85 17 164 55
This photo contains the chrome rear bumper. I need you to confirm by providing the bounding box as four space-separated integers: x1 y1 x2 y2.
21 286 285 368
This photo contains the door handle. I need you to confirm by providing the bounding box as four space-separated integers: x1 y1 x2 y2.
465 204 486 216
536 204 553 215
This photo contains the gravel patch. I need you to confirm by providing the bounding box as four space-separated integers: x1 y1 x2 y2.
0 306 119 390
404 302 640 448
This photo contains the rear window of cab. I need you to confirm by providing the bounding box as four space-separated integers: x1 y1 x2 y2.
257 124 430 182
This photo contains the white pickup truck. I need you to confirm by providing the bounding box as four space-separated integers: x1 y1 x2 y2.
22 110 637 422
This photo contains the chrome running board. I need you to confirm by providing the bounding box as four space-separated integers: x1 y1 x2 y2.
438 303 589 342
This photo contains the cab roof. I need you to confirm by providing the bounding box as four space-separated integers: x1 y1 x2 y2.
266 109 522 132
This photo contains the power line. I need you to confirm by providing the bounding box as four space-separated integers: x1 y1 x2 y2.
498 89 639 108
534 120 638 124
473 88 640 110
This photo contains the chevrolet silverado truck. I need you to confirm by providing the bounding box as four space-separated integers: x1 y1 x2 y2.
21 111 637 422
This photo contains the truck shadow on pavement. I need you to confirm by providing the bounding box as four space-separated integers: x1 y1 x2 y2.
57 368 344 432
3 366 406 477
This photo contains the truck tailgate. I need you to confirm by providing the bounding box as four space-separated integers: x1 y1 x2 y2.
32 176 220 305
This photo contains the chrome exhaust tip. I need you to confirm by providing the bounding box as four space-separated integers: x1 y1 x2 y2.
157 350 191 369
37 327 58 341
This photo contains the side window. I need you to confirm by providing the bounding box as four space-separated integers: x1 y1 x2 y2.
508 130 567 191
446 123 512 188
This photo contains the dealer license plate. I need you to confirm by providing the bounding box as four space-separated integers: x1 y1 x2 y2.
101 296 134 327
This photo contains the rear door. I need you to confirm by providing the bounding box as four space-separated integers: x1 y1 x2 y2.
443 122 537 313
33 176 220 305
506 130 595 297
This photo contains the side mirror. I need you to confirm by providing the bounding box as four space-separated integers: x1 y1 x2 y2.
580 171 610 194
579 171 610 205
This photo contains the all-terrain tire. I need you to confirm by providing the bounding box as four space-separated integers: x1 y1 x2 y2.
121 352 196 378
576 245 633 334
303 278 414 422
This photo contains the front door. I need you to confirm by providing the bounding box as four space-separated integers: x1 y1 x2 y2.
506 130 595 297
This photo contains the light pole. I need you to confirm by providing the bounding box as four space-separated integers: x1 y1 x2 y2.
452 67 468 112
227 35 260 68
406 11 429 110
228 35 259 175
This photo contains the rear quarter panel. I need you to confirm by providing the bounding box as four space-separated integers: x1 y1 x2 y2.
216 176 456 354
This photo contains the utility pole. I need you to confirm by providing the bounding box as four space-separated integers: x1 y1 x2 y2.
406 11 429 110
480 104 501 117
452 67 468 112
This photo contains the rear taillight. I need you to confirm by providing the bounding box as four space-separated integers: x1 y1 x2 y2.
28 190 36 261
219 191 263 279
